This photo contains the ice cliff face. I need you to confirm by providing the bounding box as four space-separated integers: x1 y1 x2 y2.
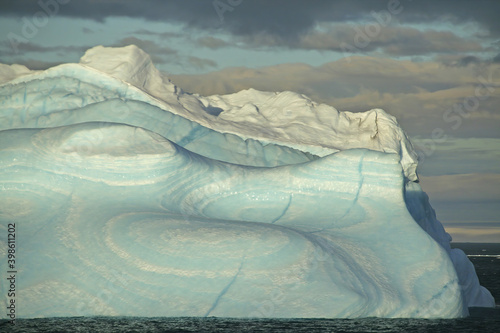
0 45 494 319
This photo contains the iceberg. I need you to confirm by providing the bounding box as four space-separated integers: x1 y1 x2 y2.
0 45 494 319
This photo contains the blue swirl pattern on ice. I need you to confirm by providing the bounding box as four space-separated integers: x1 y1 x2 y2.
0 122 464 318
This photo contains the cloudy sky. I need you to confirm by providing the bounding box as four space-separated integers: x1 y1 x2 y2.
1 0 499 242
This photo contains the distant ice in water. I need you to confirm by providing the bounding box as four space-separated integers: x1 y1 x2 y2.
0 45 495 319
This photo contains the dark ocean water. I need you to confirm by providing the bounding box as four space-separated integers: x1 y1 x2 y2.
2 243 499 333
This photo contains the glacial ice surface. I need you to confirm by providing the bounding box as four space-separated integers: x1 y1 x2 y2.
0 45 494 319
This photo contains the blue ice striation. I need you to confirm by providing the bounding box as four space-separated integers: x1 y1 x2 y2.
0 45 495 319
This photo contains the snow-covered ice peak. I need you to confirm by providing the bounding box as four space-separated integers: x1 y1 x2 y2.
80 44 180 96
77 45 418 181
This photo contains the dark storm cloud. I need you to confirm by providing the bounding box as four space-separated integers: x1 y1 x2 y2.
0 41 88 57
1 0 499 38
131 29 183 39
230 25 484 55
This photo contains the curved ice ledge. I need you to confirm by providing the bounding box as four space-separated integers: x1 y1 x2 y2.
0 123 464 318
0 45 494 319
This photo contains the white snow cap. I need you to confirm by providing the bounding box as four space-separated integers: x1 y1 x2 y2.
79 45 419 181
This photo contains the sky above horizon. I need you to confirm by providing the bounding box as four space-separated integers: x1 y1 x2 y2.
0 0 499 242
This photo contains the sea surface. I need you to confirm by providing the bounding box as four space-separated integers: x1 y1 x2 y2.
2 243 499 333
